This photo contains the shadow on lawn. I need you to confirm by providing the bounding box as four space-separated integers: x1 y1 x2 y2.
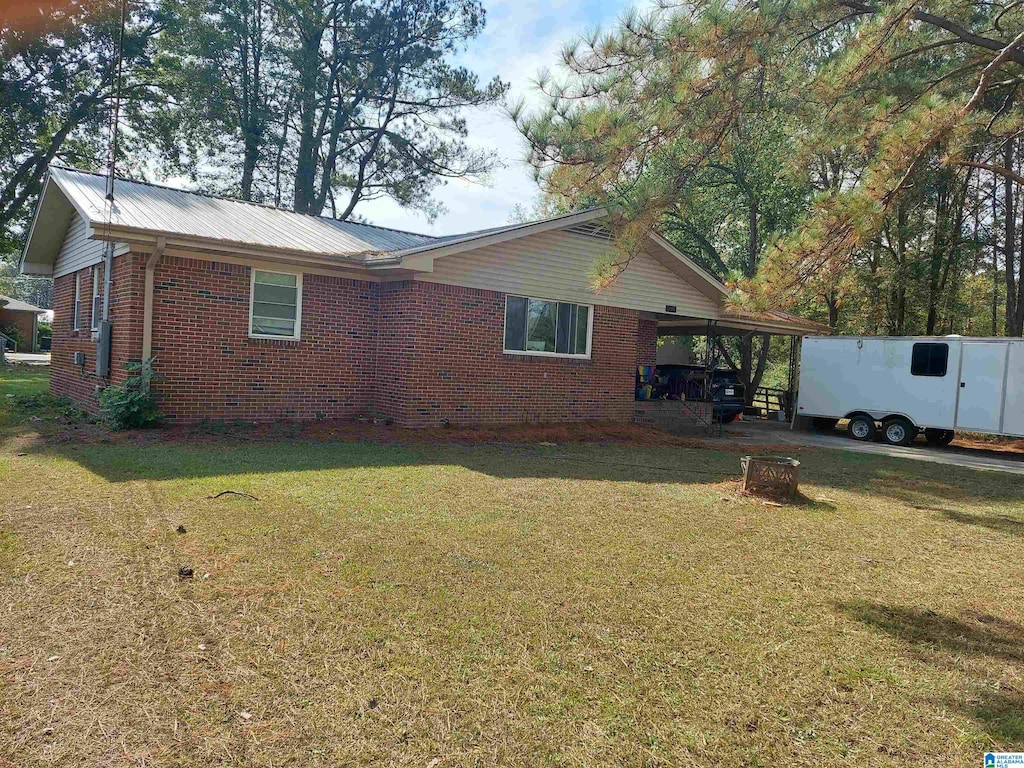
34 439 747 486
842 602 1024 664
938 509 1024 538
841 601 1024 745
23 433 1024 510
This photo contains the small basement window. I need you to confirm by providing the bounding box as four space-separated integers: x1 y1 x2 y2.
504 295 591 357
249 269 302 339
911 342 948 377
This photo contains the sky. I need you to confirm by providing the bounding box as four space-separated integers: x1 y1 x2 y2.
356 0 633 236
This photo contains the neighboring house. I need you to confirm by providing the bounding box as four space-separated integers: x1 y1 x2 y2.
19 166 820 426
0 294 46 353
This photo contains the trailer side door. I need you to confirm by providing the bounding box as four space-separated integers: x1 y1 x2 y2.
955 342 1007 433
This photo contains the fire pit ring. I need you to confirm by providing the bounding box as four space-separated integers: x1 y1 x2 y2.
740 455 801 500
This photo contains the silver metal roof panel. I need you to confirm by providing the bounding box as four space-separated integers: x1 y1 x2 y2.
50 166 437 256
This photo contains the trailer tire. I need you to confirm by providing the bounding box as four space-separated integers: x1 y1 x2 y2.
812 417 839 432
925 428 955 447
848 414 876 441
882 417 916 446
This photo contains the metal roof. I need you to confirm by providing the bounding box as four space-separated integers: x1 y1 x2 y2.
0 294 46 313
49 166 438 257
721 305 832 334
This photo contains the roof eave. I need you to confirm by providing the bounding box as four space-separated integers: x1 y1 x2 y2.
92 223 403 271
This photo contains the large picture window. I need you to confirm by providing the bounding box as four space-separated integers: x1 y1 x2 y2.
249 270 302 339
504 295 591 357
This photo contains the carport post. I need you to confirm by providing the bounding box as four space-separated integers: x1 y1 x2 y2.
786 335 800 420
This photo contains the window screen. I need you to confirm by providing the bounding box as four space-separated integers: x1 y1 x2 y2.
73 274 81 331
504 296 527 351
250 270 300 338
911 342 948 377
91 266 103 330
504 296 590 356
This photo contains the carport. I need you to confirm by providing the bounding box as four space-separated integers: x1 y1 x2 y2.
0 294 46 356
652 306 831 422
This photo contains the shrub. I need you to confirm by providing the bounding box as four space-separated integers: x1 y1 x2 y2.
1 323 23 348
56 396 90 423
99 358 164 430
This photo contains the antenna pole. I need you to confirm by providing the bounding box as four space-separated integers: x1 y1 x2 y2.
96 0 128 377
101 0 128 326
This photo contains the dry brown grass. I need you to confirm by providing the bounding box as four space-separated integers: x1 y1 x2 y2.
2 367 1024 766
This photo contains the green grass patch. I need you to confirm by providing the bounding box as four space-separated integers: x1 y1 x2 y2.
2 366 1024 766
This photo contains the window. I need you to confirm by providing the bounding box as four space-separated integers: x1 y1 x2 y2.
911 342 948 377
91 265 103 331
73 273 81 331
504 296 591 357
249 270 302 339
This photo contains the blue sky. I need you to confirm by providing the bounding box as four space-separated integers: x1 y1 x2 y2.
358 0 634 236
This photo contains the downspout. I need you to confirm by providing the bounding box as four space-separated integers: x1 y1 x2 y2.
142 237 166 361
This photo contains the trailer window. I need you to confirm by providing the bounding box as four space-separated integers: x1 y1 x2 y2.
911 343 948 377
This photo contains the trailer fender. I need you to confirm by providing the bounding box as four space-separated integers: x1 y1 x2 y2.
842 410 877 423
842 410 917 427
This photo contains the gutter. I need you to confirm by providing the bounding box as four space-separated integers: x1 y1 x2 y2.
142 236 167 361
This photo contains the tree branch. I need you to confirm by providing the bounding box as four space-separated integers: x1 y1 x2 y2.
834 0 1024 66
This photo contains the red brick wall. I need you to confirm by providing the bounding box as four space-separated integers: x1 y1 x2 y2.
51 253 650 426
375 281 642 427
148 256 377 422
50 257 144 413
637 317 658 368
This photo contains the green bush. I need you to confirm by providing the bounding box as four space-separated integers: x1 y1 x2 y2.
99 358 164 430
1 323 23 347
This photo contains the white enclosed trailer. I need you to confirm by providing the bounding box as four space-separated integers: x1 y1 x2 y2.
796 336 1024 445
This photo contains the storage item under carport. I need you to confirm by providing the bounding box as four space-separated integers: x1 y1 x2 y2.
656 364 745 423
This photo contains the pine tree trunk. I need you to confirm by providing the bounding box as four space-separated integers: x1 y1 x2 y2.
926 177 948 335
993 170 1000 335
1003 139 1017 335
292 18 323 215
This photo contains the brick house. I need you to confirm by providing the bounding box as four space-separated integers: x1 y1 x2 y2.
20 166 819 426
0 294 45 353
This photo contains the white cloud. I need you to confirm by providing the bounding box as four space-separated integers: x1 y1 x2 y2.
357 0 632 236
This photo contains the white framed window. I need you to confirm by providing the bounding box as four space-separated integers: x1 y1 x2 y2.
91 265 103 331
249 269 302 339
503 295 592 358
73 273 81 331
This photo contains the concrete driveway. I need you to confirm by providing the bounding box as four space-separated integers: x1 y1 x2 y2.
718 419 1024 476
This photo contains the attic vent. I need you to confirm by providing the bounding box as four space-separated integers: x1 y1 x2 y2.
565 221 614 241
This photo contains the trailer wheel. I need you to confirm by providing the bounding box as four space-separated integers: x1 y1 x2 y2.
925 428 955 447
812 417 839 432
848 414 876 441
882 417 915 446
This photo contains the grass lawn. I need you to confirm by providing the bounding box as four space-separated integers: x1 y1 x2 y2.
2 366 1023 766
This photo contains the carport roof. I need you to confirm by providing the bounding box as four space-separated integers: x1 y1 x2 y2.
0 294 46 314
656 306 831 337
